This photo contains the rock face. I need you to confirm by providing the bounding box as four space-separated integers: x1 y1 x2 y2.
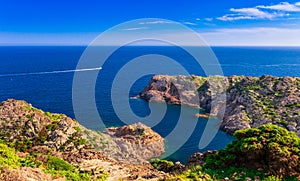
0 99 167 180
0 99 90 152
61 150 168 181
139 75 202 107
139 75 300 135
106 122 165 161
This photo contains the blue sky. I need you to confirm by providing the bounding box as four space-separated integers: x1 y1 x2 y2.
1 0 300 46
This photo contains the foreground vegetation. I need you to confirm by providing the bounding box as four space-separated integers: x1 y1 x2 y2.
0 140 108 180
1 123 299 180
152 125 300 181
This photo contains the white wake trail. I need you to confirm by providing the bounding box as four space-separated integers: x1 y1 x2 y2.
0 67 102 78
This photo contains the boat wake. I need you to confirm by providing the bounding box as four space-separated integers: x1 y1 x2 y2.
0 67 102 78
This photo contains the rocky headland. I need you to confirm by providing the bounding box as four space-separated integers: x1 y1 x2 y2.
0 99 167 180
139 75 300 136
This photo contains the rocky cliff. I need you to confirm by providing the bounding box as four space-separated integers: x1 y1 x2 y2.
139 75 300 136
0 99 167 180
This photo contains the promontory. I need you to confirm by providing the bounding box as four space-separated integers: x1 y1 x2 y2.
139 75 300 136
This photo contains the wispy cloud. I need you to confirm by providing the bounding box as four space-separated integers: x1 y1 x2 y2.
205 18 213 22
217 15 252 21
122 27 148 31
217 2 300 21
218 7 287 21
231 8 277 18
139 20 175 25
257 2 300 12
183 22 197 25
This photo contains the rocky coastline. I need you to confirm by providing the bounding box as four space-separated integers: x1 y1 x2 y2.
0 99 167 180
139 75 300 136
0 99 299 180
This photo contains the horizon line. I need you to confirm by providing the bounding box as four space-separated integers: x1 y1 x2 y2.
1 44 300 47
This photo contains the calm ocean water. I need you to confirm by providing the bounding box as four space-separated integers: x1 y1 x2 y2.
0 46 300 163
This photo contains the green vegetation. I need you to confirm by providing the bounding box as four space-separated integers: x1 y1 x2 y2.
277 120 288 126
0 143 21 168
231 76 300 128
167 166 285 181
205 125 299 177
0 140 108 180
44 156 94 181
150 158 174 172
74 126 82 132
44 112 64 121
167 125 300 180
192 76 207 88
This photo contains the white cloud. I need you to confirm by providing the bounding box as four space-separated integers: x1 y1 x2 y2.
219 9 285 21
217 2 300 21
205 18 213 22
217 8 286 21
257 2 300 12
139 20 175 25
217 15 252 21
183 22 197 25
196 18 201 21
122 27 148 31
231 8 275 18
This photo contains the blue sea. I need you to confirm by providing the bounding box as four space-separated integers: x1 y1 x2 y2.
0 46 300 163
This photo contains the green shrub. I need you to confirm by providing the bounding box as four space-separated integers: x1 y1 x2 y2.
149 158 175 173
46 156 74 171
0 143 20 168
205 124 300 178
170 125 299 180
20 155 42 168
45 169 91 181
45 156 101 181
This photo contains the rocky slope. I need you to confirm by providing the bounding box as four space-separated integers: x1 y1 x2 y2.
0 99 167 180
139 75 300 136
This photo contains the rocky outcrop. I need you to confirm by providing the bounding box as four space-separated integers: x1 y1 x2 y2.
106 122 165 161
0 99 91 152
186 150 218 167
139 75 300 136
61 150 168 181
0 99 167 180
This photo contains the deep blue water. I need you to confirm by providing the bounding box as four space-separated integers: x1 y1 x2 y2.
0 46 300 163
